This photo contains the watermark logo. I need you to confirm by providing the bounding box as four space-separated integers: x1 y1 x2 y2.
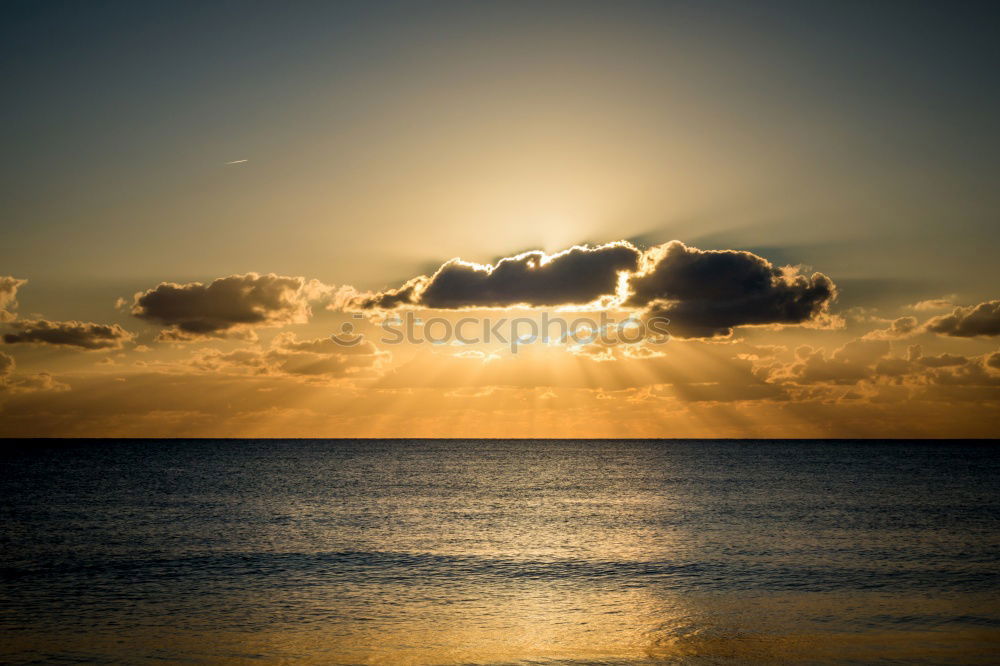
330 320 364 347
331 312 670 353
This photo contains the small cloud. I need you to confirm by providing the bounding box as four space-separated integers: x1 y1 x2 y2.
0 276 27 322
452 349 501 363
925 300 1000 338
224 159 248 165
863 316 919 340
908 296 956 312
3 319 134 350
129 273 330 341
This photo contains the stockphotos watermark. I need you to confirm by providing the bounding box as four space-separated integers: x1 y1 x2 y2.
331 311 671 353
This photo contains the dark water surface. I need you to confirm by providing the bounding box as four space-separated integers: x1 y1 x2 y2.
1 439 999 664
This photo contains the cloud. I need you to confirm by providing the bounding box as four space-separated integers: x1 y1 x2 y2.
568 338 667 362
906 344 970 368
188 333 388 380
764 335 1000 404
269 331 381 356
909 297 955 312
770 338 891 385
924 300 1000 337
0 351 69 394
130 273 329 340
917 354 968 368
1 371 68 394
863 316 919 340
0 276 27 322
3 319 134 350
923 356 1000 389
0 279 134 351
629 241 837 338
355 242 641 309
350 240 837 339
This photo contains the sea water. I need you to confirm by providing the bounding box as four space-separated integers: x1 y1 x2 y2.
1 439 998 664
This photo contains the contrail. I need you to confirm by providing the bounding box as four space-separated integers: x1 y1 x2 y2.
224 159 248 165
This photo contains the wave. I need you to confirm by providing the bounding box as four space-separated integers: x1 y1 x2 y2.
3 549 998 594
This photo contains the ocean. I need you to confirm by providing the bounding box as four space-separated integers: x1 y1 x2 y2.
1 439 998 664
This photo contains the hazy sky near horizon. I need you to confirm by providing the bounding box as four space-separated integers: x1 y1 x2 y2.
1 0 998 437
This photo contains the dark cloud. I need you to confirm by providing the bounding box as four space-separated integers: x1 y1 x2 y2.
351 240 837 339
0 276 27 322
130 273 327 340
359 282 423 310
3 319 133 350
925 300 1000 337
630 242 837 338
356 243 641 309
988 352 1000 370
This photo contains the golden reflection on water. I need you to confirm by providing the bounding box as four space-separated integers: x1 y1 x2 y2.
195 445 1000 664
6 591 997 665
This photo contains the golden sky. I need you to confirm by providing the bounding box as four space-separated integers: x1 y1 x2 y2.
1 2 998 437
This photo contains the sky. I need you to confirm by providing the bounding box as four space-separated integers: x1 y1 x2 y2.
1 0 998 437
